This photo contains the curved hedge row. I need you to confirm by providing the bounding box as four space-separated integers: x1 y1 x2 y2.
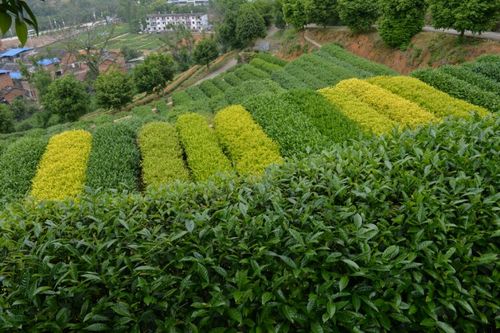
320 87 396 135
223 72 243 86
138 122 189 188
306 54 357 82
290 57 344 86
463 61 500 82
335 79 438 127
284 63 328 89
86 123 140 191
186 86 209 101
199 80 224 98
212 77 232 92
439 65 500 95
31 130 92 201
249 58 283 74
255 52 287 66
316 49 372 78
234 65 265 81
214 105 282 175
224 79 285 105
367 76 489 118
0 136 48 202
176 113 232 181
411 69 500 112
271 69 309 89
2 117 497 332
243 93 329 157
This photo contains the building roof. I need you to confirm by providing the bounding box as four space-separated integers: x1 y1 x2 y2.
0 47 33 58
9 72 22 80
0 69 10 75
147 13 206 18
37 58 60 66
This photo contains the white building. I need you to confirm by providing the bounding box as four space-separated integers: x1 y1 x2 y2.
167 0 209 6
145 13 209 33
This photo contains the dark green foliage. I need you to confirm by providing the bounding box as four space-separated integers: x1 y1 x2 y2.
255 52 288 67
411 69 500 112
209 94 230 112
1 117 498 332
462 61 500 83
283 63 328 89
283 89 363 142
235 3 267 47
199 80 224 98
234 64 269 81
86 123 140 191
224 79 285 104
10 97 39 121
249 58 282 74
42 75 90 122
170 100 213 118
171 91 193 106
186 86 209 101
0 136 47 203
291 54 356 85
337 0 379 33
211 77 232 92
222 72 243 86
193 38 219 68
476 54 500 64
439 65 500 95
133 53 175 93
94 70 134 110
282 0 309 29
271 69 310 89
0 105 15 134
378 0 426 48
305 0 340 27
316 49 372 77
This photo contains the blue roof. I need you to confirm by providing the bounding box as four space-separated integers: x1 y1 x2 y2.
37 57 60 66
0 69 10 74
9 72 22 80
0 47 33 58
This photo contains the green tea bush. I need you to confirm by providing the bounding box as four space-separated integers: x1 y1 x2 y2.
176 113 232 181
316 49 372 78
244 65 271 79
289 58 342 86
223 72 243 86
476 54 500 64
212 77 232 92
234 66 262 81
255 52 287 66
186 86 209 101
85 123 140 191
224 79 285 105
307 54 358 81
1 117 497 332
244 93 329 157
0 136 48 203
209 94 230 112
321 43 397 76
199 80 224 98
411 69 500 112
284 63 327 89
439 65 500 95
271 69 309 89
249 58 282 74
462 61 500 82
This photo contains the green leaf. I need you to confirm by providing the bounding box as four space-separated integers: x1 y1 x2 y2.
0 12 12 35
327 302 336 319
227 308 242 324
339 276 349 292
84 323 110 331
436 321 456 333
342 259 360 270
111 302 131 317
261 292 273 305
420 318 435 327
15 18 28 45
311 322 324 333
185 220 195 232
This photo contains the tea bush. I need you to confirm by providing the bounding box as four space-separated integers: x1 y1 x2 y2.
138 122 189 188
271 69 309 89
85 123 140 191
186 86 209 101
214 105 282 175
212 77 232 92
316 49 372 78
234 65 264 81
307 54 358 81
1 117 498 332
463 61 500 82
439 65 500 95
224 79 285 105
243 65 271 79
367 76 489 118
335 79 438 127
255 52 287 66
289 58 341 86
249 58 282 74
31 130 92 201
223 72 243 86
284 64 327 89
176 113 232 181
199 80 224 98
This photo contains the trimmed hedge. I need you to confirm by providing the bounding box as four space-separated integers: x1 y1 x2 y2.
186 86 209 101
224 79 285 105
316 49 372 78
289 58 343 86
321 43 398 76
439 65 500 95
0 136 48 202
284 63 328 89
367 76 489 118
476 54 500 64
462 61 500 82
249 58 283 74
243 93 329 157
31 130 92 201
86 123 140 191
320 87 397 135
1 117 498 332
209 94 230 112
335 79 439 127
138 122 190 188
271 69 309 89
234 66 262 81
304 54 357 82
199 80 224 98
212 77 232 92
214 105 282 175
176 113 232 181
222 72 243 86
171 91 193 106
255 52 287 66
283 89 363 143
411 69 500 112
243 65 271 79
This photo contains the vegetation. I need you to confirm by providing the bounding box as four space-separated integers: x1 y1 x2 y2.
0 105 15 134
94 70 134 110
133 53 175 93
193 39 219 69
235 3 267 47
337 0 379 33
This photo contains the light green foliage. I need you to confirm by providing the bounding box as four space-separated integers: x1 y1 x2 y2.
271 69 309 89
0 136 48 203
282 0 308 29
249 58 282 74
462 61 500 83
244 92 330 157
214 105 282 175
138 122 190 188
86 123 140 191
133 53 175 93
211 77 232 92
171 91 193 106
94 69 134 110
224 79 285 104
176 113 232 181
283 62 328 89
42 75 90 122
337 0 379 33
222 72 243 86
234 64 270 80
367 76 489 118
255 52 288 66
199 80 224 98
186 86 209 101
439 65 500 95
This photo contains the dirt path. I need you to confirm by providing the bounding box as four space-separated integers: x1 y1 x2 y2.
304 33 322 48
422 26 500 41
194 58 238 85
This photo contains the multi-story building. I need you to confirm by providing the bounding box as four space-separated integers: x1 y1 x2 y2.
167 0 209 6
145 13 209 33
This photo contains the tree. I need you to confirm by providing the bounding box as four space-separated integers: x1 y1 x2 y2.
121 46 142 62
32 70 53 99
133 53 175 93
193 39 219 68
94 70 134 110
236 4 267 47
305 0 339 27
0 0 39 45
274 0 287 29
42 75 90 122
429 0 500 39
10 97 39 121
214 0 247 50
253 0 276 27
283 0 309 30
337 0 379 33
0 104 15 134
160 24 195 71
378 0 427 48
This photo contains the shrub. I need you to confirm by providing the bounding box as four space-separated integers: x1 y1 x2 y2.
171 91 193 106
171 100 213 117
31 130 92 201
0 105 15 134
462 61 500 83
224 79 285 105
335 79 439 127
186 86 209 101
209 94 230 112
320 87 397 134
283 63 328 89
301 54 357 83
244 64 271 79
138 122 190 188
1 117 498 332
249 58 282 74
176 113 232 181
271 69 309 89
233 65 269 81
411 69 500 112
0 136 48 202
214 105 282 175
320 44 397 76
439 65 500 95
199 80 224 98
222 72 243 86
94 70 134 110
133 53 175 93
85 123 140 191
42 75 90 122
243 93 329 157
211 77 232 92
476 54 500 64
255 52 287 66
367 76 489 118
283 89 363 143
316 49 372 78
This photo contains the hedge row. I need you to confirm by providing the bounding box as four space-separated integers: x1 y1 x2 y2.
249 58 283 74
367 76 489 118
411 69 500 112
316 49 372 78
0 136 48 202
176 113 232 181
284 63 327 89
335 79 438 127
283 89 363 143
320 87 397 135
476 54 500 64
138 122 189 188
171 90 192 106
439 65 500 95
199 80 224 98
305 54 357 82
185 86 209 101
214 105 282 175
85 123 140 191
2 117 497 332
224 79 285 105
271 69 309 89
320 43 397 76
289 58 343 86
234 65 263 81
462 61 500 82
31 130 92 201
255 52 287 66
211 77 232 92
243 93 329 157
222 72 243 86
209 94 230 112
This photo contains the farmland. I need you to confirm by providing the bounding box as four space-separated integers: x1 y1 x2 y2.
0 42 498 332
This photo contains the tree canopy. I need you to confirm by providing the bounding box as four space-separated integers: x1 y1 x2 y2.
133 53 175 93
193 38 219 68
42 75 90 122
